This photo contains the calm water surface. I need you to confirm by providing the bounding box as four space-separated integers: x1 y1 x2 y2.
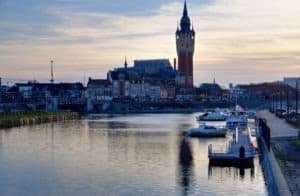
0 113 268 195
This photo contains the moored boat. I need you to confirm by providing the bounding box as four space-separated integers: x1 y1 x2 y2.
226 115 248 129
197 110 229 121
188 124 227 137
226 105 248 129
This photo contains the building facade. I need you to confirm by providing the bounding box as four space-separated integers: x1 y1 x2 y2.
284 77 300 88
176 1 195 91
86 78 112 101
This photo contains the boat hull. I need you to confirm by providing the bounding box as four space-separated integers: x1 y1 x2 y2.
197 117 227 121
188 131 226 138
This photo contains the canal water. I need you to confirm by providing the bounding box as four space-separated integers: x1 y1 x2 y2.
0 113 268 195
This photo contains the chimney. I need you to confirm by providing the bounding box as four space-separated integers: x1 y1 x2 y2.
173 58 177 70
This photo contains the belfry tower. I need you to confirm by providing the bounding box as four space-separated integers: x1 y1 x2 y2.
176 0 195 90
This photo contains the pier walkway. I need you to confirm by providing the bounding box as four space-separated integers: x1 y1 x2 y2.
257 110 299 137
208 126 254 167
257 110 298 196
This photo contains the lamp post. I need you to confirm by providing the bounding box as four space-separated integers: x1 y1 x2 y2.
50 60 54 84
274 93 276 111
286 90 289 114
276 92 279 111
269 94 272 110
296 78 299 116
280 91 283 112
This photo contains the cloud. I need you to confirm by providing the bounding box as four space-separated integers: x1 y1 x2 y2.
0 0 300 85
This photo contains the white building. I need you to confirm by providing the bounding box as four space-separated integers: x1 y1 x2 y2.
130 80 146 101
86 78 112 101
284 77 300 88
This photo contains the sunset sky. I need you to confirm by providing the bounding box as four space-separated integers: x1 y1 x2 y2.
0 0 300 86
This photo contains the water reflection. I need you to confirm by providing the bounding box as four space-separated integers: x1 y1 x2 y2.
0 114 268 195
208 165 255 179
178 136 194 195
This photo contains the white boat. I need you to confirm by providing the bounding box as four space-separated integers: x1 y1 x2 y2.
188 124 227 137
197 110 229 121
226 106 248 129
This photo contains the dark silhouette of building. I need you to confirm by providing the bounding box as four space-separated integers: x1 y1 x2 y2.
196 83 224 102
176 1 195 91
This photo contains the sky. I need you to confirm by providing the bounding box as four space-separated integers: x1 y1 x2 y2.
0 0 300 87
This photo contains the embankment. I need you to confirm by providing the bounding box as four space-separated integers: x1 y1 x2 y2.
257 118 292 196
0 112 79 129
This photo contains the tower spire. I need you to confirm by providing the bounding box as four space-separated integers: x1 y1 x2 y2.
176 0 195 92
180 0 191 31
183 0 188 16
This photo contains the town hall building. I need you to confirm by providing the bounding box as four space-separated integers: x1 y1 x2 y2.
176 1 195 94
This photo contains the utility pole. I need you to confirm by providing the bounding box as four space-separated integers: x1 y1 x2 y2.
272 93 275 112
296 78 299 115
50 60 54 84
280 91 283 111
286 90 289 114
275 92 278 111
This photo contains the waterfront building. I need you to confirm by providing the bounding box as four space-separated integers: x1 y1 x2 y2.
176 1 195 93
108 58 177 101
108 70 131 98
197 83 224 102
5 82 86 112
86 78 112 112
284 77 300 88
229 86 248 99
236 83 294 98
129 80 146 101
146 82 161 102
86 78 112 101
133 59 175 76
0 79 9 105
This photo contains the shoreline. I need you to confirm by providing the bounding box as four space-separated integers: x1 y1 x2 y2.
257 111 300 195
93 108 202 114
0 112 79 129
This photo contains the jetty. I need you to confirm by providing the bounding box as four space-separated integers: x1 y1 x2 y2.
208 126 255 167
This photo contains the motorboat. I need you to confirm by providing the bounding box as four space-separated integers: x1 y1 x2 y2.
197 110 229 121
226 115 248 128
226 106 248 129
188 124 227 137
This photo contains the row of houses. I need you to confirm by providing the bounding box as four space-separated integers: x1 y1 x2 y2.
0 59 179 112
1 69 298 112
86 59 177 103
229 82 296 99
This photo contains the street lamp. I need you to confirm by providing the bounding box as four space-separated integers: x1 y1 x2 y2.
286 90 289 114
273 93 276 111
276 92 279 111
280 91 283 111
296 78 299 115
